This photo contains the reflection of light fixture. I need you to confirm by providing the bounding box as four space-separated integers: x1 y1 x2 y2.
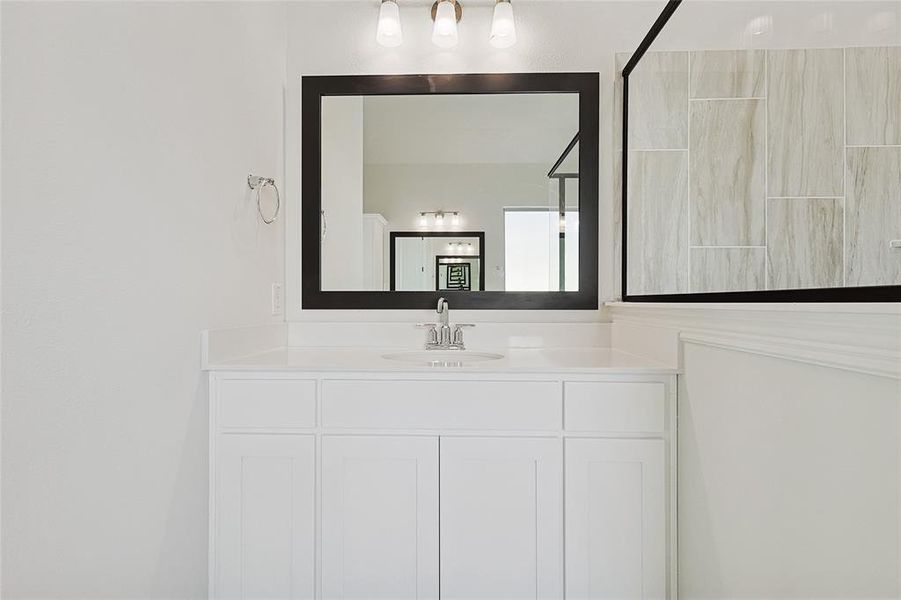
811 11 834 34
747 14 773 37
417 210 461 230
447 241 474 254
376 0 403 47
490 0 516 48
867 11 897 34
432 0 461 48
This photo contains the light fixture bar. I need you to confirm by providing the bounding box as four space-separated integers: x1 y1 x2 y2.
417 210 462 229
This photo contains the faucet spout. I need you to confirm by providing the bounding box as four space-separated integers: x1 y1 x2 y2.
437 297 449 326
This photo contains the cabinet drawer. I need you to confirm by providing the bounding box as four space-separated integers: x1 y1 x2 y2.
321 380 561 431
564 382 665 433
218 379 317 429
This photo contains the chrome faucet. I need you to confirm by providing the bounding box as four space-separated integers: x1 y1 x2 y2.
417 297 474 351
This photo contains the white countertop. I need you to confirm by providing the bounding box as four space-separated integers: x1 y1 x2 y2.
206 346 677 375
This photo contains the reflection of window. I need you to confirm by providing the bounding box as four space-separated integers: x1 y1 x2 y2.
504 209 579 292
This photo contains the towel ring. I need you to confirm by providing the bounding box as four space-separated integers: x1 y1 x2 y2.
247 174 280 224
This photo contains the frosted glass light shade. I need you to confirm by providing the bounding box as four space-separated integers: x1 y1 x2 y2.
490 0 516 48
432 0 459 48
377 0 403 47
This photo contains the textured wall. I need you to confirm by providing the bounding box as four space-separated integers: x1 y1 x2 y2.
1 2 286 596
625 46 901 294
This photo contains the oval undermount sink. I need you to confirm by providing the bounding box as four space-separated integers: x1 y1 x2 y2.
382 350 504 366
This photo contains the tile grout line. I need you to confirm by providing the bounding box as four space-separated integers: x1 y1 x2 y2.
689 245 767 249
843 47 847 287
764 48 769 290
690 96 767 101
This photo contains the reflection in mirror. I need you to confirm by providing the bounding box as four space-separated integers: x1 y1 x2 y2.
390 232 485 291
320 93 579 293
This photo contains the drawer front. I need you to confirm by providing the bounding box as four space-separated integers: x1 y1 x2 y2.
218 379 317 429
321 380 561 431
564 382 665 433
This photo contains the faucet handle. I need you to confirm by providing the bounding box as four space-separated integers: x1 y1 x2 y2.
452 323 475 346
416 323 439 346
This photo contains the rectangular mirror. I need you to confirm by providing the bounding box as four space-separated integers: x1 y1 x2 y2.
302 73 598 309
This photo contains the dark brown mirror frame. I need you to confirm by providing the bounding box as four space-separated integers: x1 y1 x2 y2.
621 0 900 302
301 72 599 309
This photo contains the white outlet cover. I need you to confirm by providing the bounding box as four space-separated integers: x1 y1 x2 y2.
271 283 284 316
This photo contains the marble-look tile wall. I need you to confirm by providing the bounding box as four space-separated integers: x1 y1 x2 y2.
625 46 901 295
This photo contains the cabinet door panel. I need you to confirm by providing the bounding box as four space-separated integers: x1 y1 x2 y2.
214 435 315 599
440 437 563 599
565 438 666 599
321 436 439 599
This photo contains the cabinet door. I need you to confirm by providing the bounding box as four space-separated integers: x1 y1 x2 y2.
440 437 563 599
565 438 666 599
321 436 439 599
214 435 315 599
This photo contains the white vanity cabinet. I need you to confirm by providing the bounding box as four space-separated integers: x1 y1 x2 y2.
439 437 563 599
214 434 316 599
321 436 440 599
209 372 676 600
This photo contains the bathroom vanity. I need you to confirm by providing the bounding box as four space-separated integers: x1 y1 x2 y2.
206 347 677 599
205 69 675 599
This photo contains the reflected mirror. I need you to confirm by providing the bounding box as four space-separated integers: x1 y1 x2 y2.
302 74 599 309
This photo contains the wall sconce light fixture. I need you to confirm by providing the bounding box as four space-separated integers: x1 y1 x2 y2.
379 1 516 50
376 0 403 47
489 0 516 48
431 0 462 48
418 211 461 229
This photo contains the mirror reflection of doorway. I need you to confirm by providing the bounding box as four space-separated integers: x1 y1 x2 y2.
390 231 485 291
436 256 481 291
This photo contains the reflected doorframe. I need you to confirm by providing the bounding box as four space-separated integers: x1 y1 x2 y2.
389 231 486 292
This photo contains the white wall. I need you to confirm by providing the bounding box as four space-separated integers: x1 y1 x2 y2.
285 0 670 319
608 303 901 599
364 162 551 291
678 343 900 598
321 96 364 290
1 2 286 597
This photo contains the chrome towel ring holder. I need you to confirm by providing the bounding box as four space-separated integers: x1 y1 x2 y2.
247 174 280 224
